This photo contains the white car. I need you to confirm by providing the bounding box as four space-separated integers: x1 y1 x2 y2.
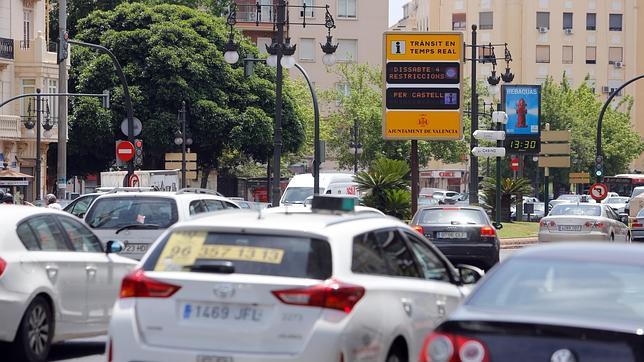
538 203 630 242
84 188 240 259
0 206 136 362
108 196 481 362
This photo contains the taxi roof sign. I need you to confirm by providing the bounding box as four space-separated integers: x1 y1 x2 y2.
383 32 463 141
311 195 356 213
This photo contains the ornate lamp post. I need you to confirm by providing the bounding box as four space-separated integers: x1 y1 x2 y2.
23 88 55 201
174 101 193 188
223 1 338 206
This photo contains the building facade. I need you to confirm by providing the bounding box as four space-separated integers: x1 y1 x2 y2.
0 0 61 201
404 0 644 169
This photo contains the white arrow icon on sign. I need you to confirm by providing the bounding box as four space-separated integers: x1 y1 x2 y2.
473 130 506 141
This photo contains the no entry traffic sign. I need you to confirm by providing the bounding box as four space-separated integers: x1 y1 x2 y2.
590 183 608 201
116 141 135 162
511 158 519 171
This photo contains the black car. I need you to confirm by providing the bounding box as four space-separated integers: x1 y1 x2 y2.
411 206 500 271
419 243 644 362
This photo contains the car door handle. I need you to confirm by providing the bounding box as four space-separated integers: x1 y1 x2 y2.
45 265 58 280
401 298 413 317
436 299 446 317
86 266 97 279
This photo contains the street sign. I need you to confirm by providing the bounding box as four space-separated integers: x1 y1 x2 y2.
121 117 142 137
590 183 608 201
473 130 506 141
570 172 590 184
538 156 570 168
492 111 508 124
116 141 135 162
511 158 519 171
502 85 541 154
383 32 463 141
128 174 140 187
472 147 506 158
540 143 571 155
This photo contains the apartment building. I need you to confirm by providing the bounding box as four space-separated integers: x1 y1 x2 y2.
234 0 388 91
391 0 419 31
403 0 644 169
0 0 61 201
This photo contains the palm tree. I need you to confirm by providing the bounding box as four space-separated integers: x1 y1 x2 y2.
482 177 533 221
354 158 410 218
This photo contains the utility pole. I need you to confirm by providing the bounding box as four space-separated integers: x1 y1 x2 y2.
271 0 286 207
57 0 68 199
180 101 186 188
469 25 479 205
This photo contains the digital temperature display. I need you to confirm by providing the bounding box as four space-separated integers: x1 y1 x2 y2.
506 136 540 154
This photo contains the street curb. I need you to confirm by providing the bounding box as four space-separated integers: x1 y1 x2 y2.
500 237 537 249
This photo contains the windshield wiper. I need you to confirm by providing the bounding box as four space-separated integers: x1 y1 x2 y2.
115 224 161 234
190 260 235 274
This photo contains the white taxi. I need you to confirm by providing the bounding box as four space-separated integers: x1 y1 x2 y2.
107 196 482 362
0 206 136 362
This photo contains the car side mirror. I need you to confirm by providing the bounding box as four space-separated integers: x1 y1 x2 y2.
619 214 629 225
106 240 125 254
77 212 86 219
493 222 503 230
456 264 484 285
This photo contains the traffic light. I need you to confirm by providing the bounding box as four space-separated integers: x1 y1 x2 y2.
595 155 604 178
102 90 110 109
57 32 68 64
134 139 143 166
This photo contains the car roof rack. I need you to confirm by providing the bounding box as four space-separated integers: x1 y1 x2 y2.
176 188 224 197
103 186 158 194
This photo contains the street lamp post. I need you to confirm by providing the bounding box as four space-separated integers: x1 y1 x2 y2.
464 25 514 205
223 1 338 206
22 89 55 201
174 101 193 188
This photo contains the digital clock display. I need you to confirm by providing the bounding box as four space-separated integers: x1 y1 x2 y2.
506 136 540 154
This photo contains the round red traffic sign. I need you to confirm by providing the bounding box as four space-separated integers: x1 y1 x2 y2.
128 174 140 187
590 183 608 201
511 158 519 171
116 141 135 162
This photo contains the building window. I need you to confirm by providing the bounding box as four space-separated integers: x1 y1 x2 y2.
536 45 550 63
337 0 356 18
301 0 314 18
562 46 573 64
585 46 596 64
299 38 315 61
608 47 623 63
22 8 33 49
20 79 36 117
257 37 271 55
479 11 493 30
452 13 466 30
563 12 573 30
586 13 596 30
336 39 357 62
47 79 58 123
609 14 622 31
536 11 550 29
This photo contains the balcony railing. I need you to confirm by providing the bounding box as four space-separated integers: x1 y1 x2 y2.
0 37 14 60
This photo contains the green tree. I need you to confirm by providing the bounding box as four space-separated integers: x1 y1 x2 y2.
322 63 468 170
354 158 411 219
481 177 533 221
68 2 305 179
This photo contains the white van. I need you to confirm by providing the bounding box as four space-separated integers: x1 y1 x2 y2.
280 173 358 206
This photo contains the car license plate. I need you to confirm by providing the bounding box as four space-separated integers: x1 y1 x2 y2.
123 243 149 253
437 232 467 239
196 356 233 362
558 225 581 231
181 302 264 323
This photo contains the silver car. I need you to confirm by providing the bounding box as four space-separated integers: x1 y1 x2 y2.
631 208 644 242
539 203 630 242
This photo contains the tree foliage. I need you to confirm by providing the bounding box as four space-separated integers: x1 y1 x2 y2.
322 63 468 170
354 158 411 219
481 177 533 221
68 2 305 177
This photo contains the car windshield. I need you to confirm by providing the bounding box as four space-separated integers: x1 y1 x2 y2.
549 204 601 217
85 196 178 229
143 231 332 279
637 209 644 218
282 187 321 204
467 258 644 324
632 188 644 199
417 208 486 225
605 197 628 204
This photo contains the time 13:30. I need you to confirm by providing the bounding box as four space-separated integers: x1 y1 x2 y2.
509 139 538 150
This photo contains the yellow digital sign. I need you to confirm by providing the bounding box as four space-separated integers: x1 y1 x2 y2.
383 32 463 141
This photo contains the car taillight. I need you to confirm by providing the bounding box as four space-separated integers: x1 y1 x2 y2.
413 225 425 234
584 221 593 228
119 269 181 298
420 332 490 362
480 226 495 237
272 279 365 313
539 220 548 228
593 222 605 229
548 220 557 228
0 257 6 277
107 338 113 362
633 222 643 227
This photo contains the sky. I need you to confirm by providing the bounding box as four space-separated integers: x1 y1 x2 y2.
389 0 407 27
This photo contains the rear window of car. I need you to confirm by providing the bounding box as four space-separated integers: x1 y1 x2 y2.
85 196 178 229
417 208 487 225
467 258 644 324
549 204 601 217
143 231 332 280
